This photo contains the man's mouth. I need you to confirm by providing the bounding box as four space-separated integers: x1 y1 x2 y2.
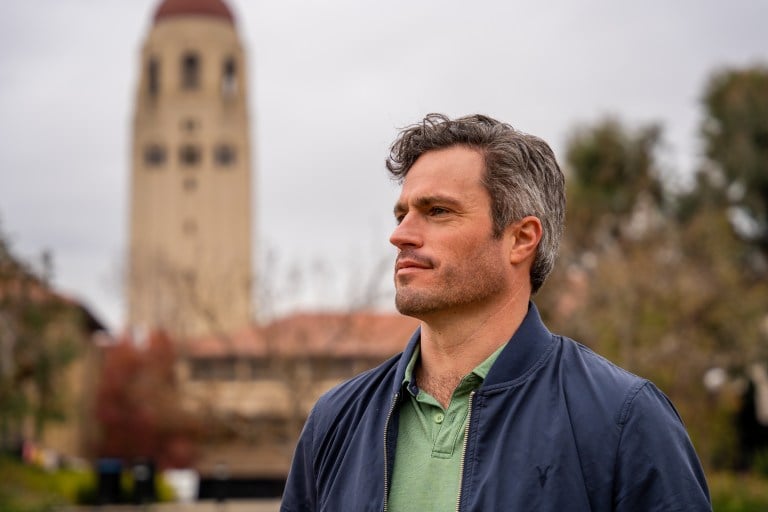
395 253 433 274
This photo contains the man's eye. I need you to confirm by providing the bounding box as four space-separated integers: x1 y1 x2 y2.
395 214 405 225
430 207 449 216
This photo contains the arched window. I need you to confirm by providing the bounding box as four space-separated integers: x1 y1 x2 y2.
181 52 200 90
222 57 237 97
147 57 160 96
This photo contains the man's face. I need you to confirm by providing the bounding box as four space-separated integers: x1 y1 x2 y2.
390 145 511 319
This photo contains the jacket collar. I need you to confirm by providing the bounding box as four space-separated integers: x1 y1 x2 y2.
394 327 421 395
393 302 554 393
483 301 554 387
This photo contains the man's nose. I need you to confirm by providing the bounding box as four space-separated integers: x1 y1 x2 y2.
389 212 423 249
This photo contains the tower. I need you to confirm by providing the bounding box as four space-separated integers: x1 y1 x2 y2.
127 0 253 338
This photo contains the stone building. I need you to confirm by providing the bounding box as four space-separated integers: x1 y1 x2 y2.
181 311 418 493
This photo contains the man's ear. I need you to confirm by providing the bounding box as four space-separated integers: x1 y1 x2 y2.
507 216 542 265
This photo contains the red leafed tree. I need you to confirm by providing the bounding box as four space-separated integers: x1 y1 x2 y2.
94 331 200 468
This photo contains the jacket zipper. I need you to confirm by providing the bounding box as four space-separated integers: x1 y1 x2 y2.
455 390 476 512
383 391 399 512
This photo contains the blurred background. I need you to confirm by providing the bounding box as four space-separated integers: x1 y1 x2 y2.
1 0 767 509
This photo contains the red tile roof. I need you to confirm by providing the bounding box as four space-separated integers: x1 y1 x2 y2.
154 0 234 24
182 311 419 359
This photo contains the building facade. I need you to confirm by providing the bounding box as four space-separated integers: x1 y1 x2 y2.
180 311 418 488
127 0 253 339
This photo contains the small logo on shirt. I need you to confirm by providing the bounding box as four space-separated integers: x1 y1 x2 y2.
536 465 552 488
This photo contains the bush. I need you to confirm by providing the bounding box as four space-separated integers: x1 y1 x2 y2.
710 472 768 512
752 449 768 478
0 456 176 509
0 455 87 512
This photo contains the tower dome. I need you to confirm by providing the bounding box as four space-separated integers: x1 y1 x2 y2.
154 0 234 24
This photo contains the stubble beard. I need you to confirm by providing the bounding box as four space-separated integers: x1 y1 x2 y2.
394 243 508 318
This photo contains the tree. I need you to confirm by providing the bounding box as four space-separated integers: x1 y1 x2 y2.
94 331 201 469
701 66 768 252
538 113 768 470
0 225 87 454
564 117 665 251
541 117 671 370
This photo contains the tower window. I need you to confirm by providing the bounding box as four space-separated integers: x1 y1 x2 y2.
181 269 197 287
214 144 236 167
222 57 237 97
181 52 200 90
144 144 166 167
148 57 160 96
182 218 198 235
183 177 198 191
181 118 198 132
179 145 201 166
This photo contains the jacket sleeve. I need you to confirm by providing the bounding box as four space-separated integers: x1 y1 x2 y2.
281 408 318 512
613 382 711 512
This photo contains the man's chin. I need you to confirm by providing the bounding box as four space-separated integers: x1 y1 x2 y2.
395 292 438 318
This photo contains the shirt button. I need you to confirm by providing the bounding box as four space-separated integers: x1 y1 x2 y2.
434 413 444 424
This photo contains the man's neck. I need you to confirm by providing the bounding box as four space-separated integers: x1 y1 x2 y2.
415 294 529 407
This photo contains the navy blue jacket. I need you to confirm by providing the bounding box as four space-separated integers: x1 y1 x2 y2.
281 304 711 511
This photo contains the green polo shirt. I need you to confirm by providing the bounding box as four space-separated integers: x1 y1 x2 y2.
388 342 506 512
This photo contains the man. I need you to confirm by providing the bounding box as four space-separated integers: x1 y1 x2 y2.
281 114 710 511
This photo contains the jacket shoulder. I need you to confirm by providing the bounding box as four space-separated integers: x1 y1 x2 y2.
557 336 651 425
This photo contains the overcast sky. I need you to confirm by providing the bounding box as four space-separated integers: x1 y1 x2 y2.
0 0 765 332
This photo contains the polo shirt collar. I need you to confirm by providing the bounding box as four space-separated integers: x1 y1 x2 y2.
400 341 507 397
394 302 554 393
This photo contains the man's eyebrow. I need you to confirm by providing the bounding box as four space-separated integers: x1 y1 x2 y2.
415 195 462 208
393 195 462 216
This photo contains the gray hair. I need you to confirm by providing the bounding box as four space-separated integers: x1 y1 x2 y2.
386 113 565 293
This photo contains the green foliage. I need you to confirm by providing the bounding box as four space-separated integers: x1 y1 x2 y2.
0 456 92 511
753 449 768 478
120 470 177 502
567 117 664 205
710 473 768 512
564 117 665 250
701 66 768 249
0 225 86 449
72 468 176 505
0 456 177 509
